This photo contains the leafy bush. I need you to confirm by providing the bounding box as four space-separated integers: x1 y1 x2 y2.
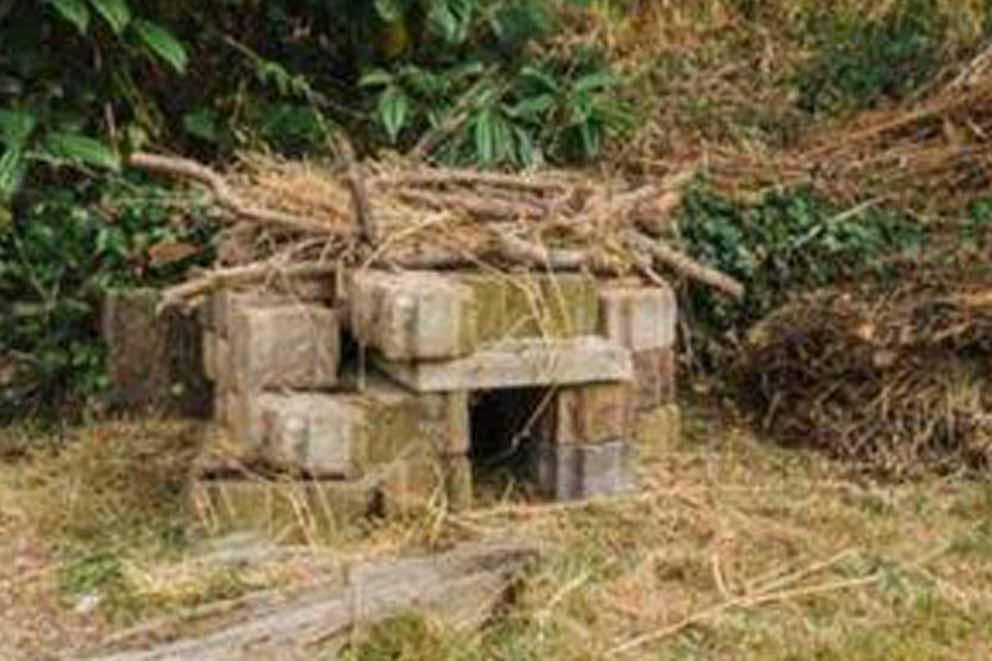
794 1 944 114
677 186 926 350
0 176 216 419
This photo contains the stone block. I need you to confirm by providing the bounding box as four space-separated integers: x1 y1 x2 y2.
210 290 287 338
230 304 340 391
228 390 266 452
456 273 599 342
598 284 677 351
634 404 681 456
529 440 634 501
259 393 366 478
379 454 473 515
374 336 633 393
631 347 677 411
538 383 632 445
351 270 477 361
101 288 212 418
258 373 470 477
190 478 375 542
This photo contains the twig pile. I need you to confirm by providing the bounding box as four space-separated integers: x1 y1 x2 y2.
709 44 992 211
130 153 743 309
734 276 992 476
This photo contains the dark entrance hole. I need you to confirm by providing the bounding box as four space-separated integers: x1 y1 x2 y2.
468 387 551 488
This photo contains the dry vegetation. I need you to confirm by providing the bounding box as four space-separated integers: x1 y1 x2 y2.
4 1 992 658
2 399 992 659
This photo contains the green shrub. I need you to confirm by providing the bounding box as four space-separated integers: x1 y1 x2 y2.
794 2 944 115
0 175 216 419
677 186 926 351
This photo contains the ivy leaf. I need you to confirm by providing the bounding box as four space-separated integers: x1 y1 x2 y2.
89 0 131 35
131 20 188 74
43 132 121 171
47 0 90 34
0 110 38 148
378 86 409 144
182 109 219 143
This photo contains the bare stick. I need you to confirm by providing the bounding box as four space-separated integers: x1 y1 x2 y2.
129 152 344 237
334 136 378 244
623 230 745 299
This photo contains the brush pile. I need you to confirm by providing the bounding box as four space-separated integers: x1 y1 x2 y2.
734 271 992 476
710 44 992 212
130 152 743 309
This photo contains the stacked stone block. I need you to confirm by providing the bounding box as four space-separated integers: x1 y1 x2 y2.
184 269 681 529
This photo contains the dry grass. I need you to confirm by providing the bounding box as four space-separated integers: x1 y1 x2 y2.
4 399 992 659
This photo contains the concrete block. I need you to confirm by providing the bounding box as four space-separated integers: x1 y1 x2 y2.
351 270 477 360
598 284 677 351
538 383 632 445
456 273 599 342
529 440 634 501
374 337 633 393
228 390 266 451
203 331 218 382
379 454 473 515
210 290 287 338
101 288 212 418
634 404 681 456
259 393 366 478
257 373 470 476
230 304 340 391
631 347 677 411
190 478 375 542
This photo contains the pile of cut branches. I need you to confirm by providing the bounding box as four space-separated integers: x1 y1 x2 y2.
129 152 743 309
709 44 992 212
734 272 992 476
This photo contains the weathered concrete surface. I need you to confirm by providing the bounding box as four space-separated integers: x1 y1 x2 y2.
374 337 633 392
633 403 681 456
208 290 287 337
190 478 375 542
380 454 473 514
529 439 633 500
351 270 478 361
537 383 632 445
229 304 340 391
259 393 367 478
253 372 470 477
101 288 212 418
598 284 677 351
630 347 677 411
456 273 599 342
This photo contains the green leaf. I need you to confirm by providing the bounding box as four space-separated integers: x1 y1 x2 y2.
0 148 25 203
573 71 618 93
374 0 404 22
182 109 219 143
89 0 131 34
0 110 37 148
473 109 495 164
359 69 394 88
507 94 555 120
131 20 188 74
378 86 409 144
43 133 121 171
48 0 90 34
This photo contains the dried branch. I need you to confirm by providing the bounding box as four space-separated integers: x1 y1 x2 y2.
129 152 343 237
623 230 745 299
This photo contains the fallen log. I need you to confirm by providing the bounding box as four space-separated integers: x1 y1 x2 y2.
80 540 538 661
